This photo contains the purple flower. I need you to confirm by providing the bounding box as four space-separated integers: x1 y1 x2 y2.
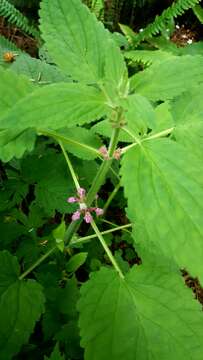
77 187 86 199
72 210 81 221
67 197 78 203
95 208 104 216
84 211 93 223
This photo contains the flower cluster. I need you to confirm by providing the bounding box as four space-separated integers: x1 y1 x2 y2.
99 146 122 160
67 188 103 223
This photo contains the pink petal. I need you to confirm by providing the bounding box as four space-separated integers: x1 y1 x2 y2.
77 187 86 198
84 211 93 224
67 197 78 203
95 208 104 216
72 210 81 221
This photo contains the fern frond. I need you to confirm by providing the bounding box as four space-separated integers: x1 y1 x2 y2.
193 4 203 23
0 0 39 38
91 0 104 19
132 0 201 45
124 49 175 66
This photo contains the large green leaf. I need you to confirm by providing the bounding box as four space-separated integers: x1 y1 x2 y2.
40 0 109 83
171 86 203 158
0 279 45 359
78 266 203 360
0 68 33 117
0 82 109 132
130 56 203 101
121 138 203 282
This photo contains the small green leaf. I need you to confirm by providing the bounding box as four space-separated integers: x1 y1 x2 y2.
66 252 88 273
44 343 65 360
78 266 203 360
53 221 66 252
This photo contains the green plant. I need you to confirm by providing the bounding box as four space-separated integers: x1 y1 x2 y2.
0 0 39 38
120 0 201 46
0 0 203 359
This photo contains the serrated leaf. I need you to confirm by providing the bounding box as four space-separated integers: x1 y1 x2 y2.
0 82 109 132
0 128 36 162
58 127 102 160
171 86 203 158
44 343 65 360
78 266 203 360
130 55 203 101
66 252 88 273
124 49 174 66
40 0 109 83
0 251 19 296
121 138 203 282
0 279 45 359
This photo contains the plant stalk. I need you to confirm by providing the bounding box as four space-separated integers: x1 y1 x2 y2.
91 220 124 279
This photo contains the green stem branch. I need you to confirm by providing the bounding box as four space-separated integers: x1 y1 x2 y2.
69 223 132 246
91 220 124 279
19 247 56 280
